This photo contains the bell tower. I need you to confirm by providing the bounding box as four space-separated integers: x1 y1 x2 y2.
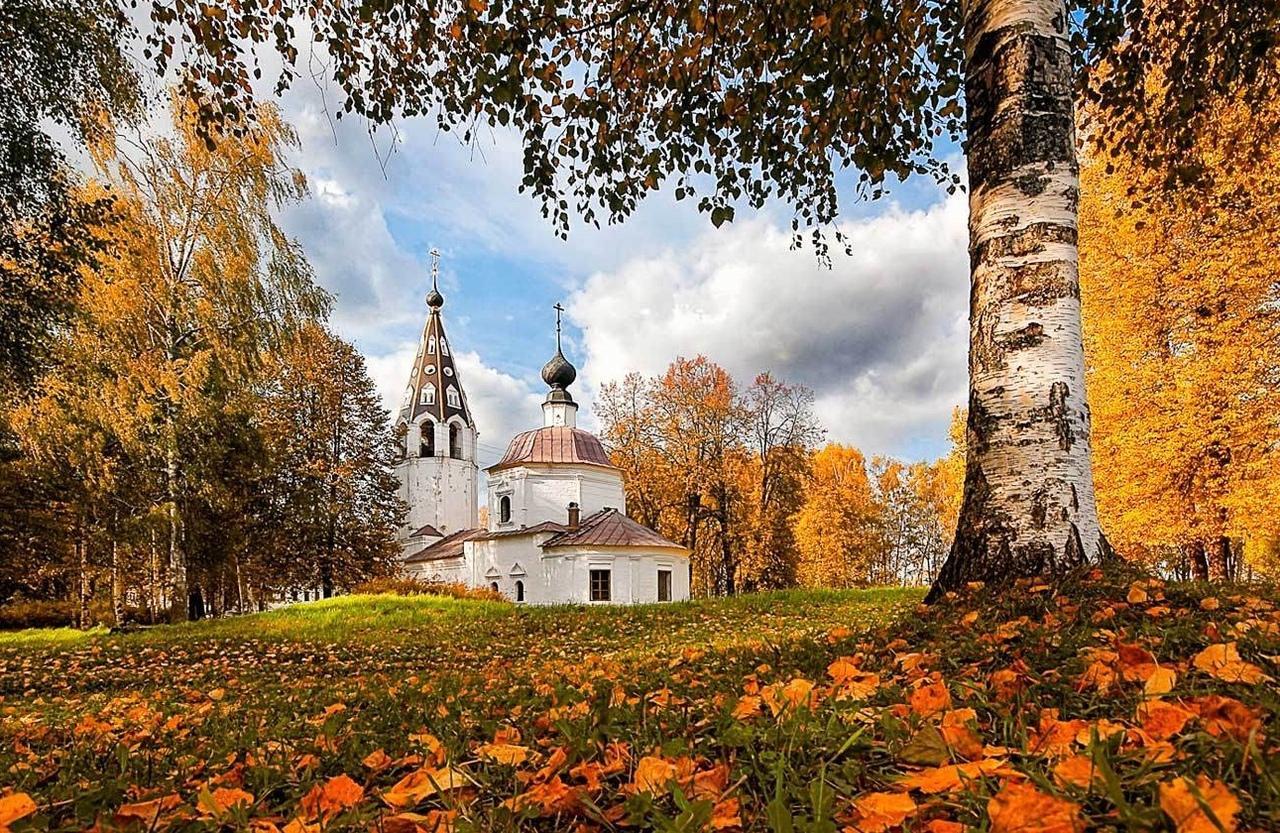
394 250 479 541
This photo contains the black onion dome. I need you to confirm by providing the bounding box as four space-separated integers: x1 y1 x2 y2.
541 350 577 390
426 288 444 308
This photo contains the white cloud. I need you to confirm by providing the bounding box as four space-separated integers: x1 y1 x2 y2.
567 196 970 458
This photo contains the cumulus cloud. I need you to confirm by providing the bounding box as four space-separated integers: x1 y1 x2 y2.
567 197 970 458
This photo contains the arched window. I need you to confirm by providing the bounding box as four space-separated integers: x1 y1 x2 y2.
446 386 460 409
440 337 450 356
419 422 435 458
427 335 437 354
499 495 512 524
515 580 525 602
421 385 435 406
449 422 463 459
490 581 499 593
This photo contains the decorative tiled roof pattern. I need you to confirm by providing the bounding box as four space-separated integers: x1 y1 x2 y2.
398 295 474 429
487 426 615 472
472 521 568 541
541 509 687 551
403 528 485 563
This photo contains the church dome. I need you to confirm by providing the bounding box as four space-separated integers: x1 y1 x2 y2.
487 425 613 472
426 287 444 308
541 350 576 390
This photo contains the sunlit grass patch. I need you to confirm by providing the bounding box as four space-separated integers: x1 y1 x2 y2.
0 624 103 648
1 576 1274 832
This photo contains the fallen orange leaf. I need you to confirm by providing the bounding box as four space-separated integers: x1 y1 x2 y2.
0 793 37 830
847 792 917 832
1159 776 1240 833
988 780 1084 833
633 755 677 796
1192 643 1268 684
909 682 952 718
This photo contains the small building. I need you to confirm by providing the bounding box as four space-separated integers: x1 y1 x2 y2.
398 287 689 604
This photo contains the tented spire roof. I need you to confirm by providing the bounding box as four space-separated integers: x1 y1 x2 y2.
399 251 474 427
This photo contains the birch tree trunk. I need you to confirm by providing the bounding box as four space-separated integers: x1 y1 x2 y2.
927 0 1108 601
76 517 90 629
111 532 124 628
166 444 188 622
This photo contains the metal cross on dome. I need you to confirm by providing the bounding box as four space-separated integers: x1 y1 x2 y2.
553 302 565 352
430 247 441 290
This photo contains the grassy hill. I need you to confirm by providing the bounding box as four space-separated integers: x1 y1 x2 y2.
0 576 1276 832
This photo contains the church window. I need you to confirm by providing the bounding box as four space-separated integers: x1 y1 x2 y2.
446 386 460 408
449 422 463 459
658 569 672 602
419 386 435 406
440 337 450 356
428 336 437 354
425 365 436 374
444 366 453 377
515 580 524 602
590 569 611 602
490 581 499 593
499 495 511 524
419 423 435 457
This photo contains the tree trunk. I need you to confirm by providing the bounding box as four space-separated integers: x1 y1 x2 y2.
1208 536 1232 582
927 0 1107 602
76 516 90 629
1185 540 1209 581
111 531 125 628
166 446 188 622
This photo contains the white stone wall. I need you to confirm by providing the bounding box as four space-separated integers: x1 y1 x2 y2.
458 536 689 605
395 416 479 539
486 464 626 533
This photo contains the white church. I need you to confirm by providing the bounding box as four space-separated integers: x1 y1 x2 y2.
392 255 690 605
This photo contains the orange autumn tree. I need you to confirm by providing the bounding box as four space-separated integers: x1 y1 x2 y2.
598 357 820 595
793 444 882 588
1081 96 1280 580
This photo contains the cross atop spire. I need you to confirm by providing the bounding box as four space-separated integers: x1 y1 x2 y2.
541 302 577 398
426 248 444 308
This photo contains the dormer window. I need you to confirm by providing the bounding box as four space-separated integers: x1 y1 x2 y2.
446 386 460 408
440 337 450 356
420 386 435 406
428 336 437 354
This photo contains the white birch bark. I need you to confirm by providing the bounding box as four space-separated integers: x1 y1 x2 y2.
928 0 1109 599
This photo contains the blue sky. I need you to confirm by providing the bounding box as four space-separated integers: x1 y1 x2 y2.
267 82 970 468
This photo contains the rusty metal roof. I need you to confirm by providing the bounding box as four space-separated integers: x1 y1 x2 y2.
472 521 568 541
410 524 442 539
541 509 687 551
403 528 485 563
486 426 615 472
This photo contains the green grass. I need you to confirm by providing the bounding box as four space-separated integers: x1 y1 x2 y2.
0 577 1275 832
0 624 106 648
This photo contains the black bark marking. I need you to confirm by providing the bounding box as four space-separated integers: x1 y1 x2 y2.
971 223 1076 270
1063 522 1085 568
968 393 995 456
1014 171 1049 196
998 321 1045 350
1031 488 1047 529
1007 261 1079 305
1049 381 1072 450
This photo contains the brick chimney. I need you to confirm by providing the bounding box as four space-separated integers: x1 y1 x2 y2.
567 502 581 530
